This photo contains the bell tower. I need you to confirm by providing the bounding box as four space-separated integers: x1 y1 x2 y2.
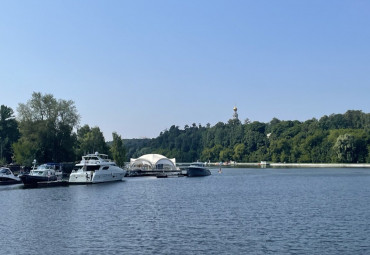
233 106 239 120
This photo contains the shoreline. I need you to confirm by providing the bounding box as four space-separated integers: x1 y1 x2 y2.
178 162 370 168
230 162 370 168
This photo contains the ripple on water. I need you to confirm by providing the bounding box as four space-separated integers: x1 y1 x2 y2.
1 168 370 254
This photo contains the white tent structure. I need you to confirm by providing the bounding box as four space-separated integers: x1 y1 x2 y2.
130 154 178 171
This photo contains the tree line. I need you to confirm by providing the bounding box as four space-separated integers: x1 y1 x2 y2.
126 111 370 164
1 92 369 166
0 92 126 167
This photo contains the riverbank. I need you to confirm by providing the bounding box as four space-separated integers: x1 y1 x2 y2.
178 162 370 168
234 162 370 168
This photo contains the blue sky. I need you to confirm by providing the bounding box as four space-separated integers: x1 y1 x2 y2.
1 0 369 140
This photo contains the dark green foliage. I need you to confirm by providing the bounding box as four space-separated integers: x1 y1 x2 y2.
2 95 370 166
110 132 126 167
76 125 110 158
124 138 152 159
0 105 20 164
13 92 80 165
126 110 370 163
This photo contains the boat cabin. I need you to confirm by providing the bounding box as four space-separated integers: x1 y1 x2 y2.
0 168 12 175
190 162 206 167
80 152 114 165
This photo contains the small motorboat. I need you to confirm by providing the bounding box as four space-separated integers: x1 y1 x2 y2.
0 167 22 185
19 163 63 187
187 162 211 177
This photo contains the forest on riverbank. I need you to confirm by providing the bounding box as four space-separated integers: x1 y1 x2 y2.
125 110 370 164
0 92 126 167
1 92 370 166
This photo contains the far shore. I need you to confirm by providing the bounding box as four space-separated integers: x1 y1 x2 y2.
173 162 370 168
223 162 370 168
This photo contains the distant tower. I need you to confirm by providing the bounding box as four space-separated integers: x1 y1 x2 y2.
233 106 239 120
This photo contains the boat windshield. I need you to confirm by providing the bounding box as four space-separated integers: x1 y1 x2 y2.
83 156 100 161
83 155 110 162
0 168 11 174
37 165 53 170
31 170 48 176
190 163 205 167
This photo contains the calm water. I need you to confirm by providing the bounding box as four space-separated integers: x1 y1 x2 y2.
1 168 370 255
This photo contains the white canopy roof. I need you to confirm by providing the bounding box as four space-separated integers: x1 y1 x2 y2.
130 154 177 170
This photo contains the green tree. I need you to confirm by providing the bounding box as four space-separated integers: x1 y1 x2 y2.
333 134 356 163
301 130 328 163
200 147 212 162
209 144 223 162
219 147 233 162
0 105 20 164
12 138 35 166
13 92 79 165
76 125 109 157
110 132 126 167
233 143 245 161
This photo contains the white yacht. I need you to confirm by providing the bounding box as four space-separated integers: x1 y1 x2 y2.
69 152 126 184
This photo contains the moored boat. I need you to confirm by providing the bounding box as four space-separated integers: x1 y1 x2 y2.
19 163 63 187
69 152 126 184
0 167 22 185
187 162 211 177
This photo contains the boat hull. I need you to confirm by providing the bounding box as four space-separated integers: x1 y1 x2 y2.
19 174 57 187
0 168 22 185
0 177 22 185
69 170 126 184
187 167 211 177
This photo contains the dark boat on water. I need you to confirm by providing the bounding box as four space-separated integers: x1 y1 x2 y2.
0 167 22 185
19 163 63 187
187 162 211 177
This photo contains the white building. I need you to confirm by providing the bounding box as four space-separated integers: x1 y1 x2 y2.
130 154 178 171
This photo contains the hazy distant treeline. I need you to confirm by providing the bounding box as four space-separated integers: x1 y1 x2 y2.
126 110 370 163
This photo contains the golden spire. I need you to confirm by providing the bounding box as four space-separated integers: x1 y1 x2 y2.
233 106 238 120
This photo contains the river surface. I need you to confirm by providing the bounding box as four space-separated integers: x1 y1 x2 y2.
1 168 370 255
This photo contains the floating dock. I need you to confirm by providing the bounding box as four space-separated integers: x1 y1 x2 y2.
125 170 184 177
23 180 69 188
156 173 186 178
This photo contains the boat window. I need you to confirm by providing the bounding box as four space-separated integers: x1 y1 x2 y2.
32 171 45 175
190 163 204 167
86 165 100 171
38 164 55 170
102 166 109 170
84 156 99 160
